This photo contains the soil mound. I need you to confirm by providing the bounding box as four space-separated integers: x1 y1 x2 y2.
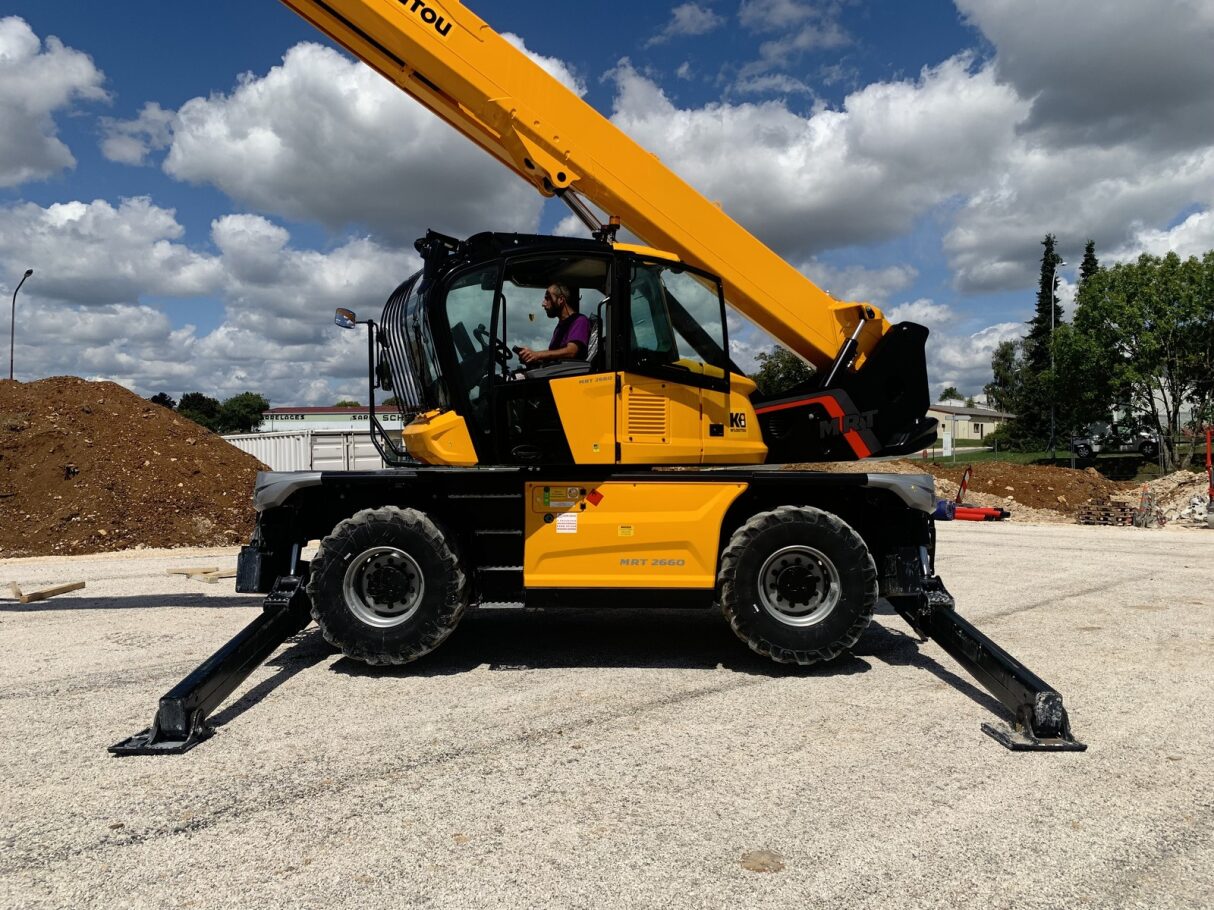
795 458 1135 521
0 377 266 557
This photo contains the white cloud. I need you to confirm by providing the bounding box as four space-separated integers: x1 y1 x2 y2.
162 42 543 244
736 0 849 77
944 146 1214 291
609 56 1024 262
928 320 1025 398
732 73 813 96
100 102 174 166
886 298 953 328
0 17 107 187
1 197 417 404
1107 209 1214 263
646 4 726 47
887 299 1026 397
0 197 222 304
800 262 917 306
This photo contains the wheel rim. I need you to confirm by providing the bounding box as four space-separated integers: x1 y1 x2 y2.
342 546 425 628
757 545 841 627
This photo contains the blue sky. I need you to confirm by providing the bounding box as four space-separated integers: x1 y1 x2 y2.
2 1 1212 405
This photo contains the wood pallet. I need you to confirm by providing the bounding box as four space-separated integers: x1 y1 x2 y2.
1077 501 1135 526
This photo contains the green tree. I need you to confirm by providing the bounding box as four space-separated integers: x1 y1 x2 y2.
1078 240 1099 290
334 399 361 408
1072 251 1214 469
177 392 222 432
148 392 176 409
219 392 270 433
752 347 813 397
983 339 1022 413
938 386 963 402
1026 233 1064 375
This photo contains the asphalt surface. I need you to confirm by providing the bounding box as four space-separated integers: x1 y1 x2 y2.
1 522 1211 910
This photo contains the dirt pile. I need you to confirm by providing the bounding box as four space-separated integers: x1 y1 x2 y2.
0 377 266 557
799 458 1135 522
925 461 1131 516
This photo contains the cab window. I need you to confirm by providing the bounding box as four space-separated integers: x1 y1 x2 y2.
627 261 729 391
497 255 612 371
442 265 498 428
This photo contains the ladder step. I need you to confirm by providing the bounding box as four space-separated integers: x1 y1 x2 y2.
474 529 523 536
478 565 523 572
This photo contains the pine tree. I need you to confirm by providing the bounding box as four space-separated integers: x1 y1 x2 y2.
1026 233 1064 374
1078 240 1099 290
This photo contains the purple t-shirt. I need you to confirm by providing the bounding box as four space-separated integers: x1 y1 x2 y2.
549 313 591 358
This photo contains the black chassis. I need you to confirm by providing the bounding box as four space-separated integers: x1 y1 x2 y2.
110 465 1085 755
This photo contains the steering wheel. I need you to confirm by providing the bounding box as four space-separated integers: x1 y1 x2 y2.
473 324 515 368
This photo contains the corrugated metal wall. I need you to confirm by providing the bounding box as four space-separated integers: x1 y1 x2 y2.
223 430 388 471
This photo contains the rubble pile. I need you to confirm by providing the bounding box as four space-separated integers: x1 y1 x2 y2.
0 377 266 557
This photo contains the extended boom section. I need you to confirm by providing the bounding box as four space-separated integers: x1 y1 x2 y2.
279 0 885 371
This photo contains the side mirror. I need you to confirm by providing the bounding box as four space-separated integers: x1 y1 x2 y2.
335 308 357 329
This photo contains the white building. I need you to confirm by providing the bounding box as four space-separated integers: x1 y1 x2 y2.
927 404 1013 442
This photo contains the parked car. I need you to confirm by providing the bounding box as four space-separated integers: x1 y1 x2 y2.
1070 422 1160 459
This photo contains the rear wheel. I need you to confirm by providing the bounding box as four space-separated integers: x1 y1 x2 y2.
1139 440 1159 459
1074 443 1093 459
307 506 469 665
717 506 877 665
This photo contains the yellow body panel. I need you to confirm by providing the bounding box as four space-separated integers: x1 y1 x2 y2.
617 374 703 464
402 409 478 466
548 373 617 464
278 0 890 370
524 481 747 588
548 371 767 466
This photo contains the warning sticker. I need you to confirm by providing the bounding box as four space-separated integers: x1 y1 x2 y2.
556 513 578 534
617 524 634 537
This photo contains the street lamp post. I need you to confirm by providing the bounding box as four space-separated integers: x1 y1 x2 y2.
9 268 34 382
1049 259 1066 462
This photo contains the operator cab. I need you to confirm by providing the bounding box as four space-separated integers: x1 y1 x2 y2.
377 231 764 467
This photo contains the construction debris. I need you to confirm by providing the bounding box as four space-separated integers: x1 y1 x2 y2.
8 581 86 604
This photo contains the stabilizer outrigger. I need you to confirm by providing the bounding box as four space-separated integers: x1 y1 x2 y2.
109 576 311 756
110 573 1085 756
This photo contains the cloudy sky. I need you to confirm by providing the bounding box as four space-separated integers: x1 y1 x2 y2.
1 0 1212 406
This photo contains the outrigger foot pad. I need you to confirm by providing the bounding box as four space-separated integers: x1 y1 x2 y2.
892 576 1087 753
109 576 312 756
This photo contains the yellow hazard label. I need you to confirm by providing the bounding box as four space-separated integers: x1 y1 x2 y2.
618 525 634 537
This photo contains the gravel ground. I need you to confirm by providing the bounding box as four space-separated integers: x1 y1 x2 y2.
1 523 1211 910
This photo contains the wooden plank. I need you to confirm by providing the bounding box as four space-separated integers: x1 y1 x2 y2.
196 568 238 584
9 581 87 604
165 567 220 576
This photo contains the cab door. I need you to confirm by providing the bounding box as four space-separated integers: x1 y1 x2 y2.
616 259 731 464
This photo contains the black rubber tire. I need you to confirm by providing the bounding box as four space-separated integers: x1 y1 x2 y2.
717 505 877 666
1140 441 1158 459
306 506 469 665
1074 443 1093 459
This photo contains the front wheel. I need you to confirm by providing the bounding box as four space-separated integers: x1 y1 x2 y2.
717 506 877 666
1074 443 1093 459
1139 441 1159 459
307 506 469 665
